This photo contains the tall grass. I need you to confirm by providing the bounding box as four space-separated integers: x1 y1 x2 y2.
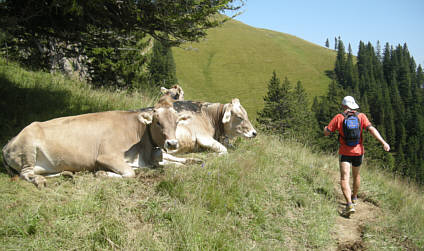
148 136 338 250
359 166 424 250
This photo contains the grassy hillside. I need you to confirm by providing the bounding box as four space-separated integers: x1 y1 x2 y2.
172 19 336 120
0 58 157 146
1 59 423 250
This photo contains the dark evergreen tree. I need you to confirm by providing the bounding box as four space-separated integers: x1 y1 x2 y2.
276 76 294 135
147 39 177 89
416 65 424 107
383 43 393 84
334 40 346 87
257 71 284 133
325 38 330 48
85 30 150 88
291 81 315 141
344 44 358 94
258 72 316 141
317 39 424 183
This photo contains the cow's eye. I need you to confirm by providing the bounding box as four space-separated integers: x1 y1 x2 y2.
236 116 244 121
156 121 162 128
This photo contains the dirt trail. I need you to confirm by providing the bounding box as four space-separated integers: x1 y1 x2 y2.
330 174 381 251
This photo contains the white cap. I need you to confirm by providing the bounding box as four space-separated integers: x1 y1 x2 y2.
342 96 359 109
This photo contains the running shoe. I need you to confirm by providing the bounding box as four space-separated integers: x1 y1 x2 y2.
342 203 356 217
351 196 358 206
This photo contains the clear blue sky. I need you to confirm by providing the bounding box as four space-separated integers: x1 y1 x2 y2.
233 0 424 67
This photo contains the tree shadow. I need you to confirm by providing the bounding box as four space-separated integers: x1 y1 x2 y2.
324 70 335 80
0 72 97 173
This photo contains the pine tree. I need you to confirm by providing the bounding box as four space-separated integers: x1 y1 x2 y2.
383 43 393 84
416 65 424 107
291 81 315 141
317 39 424 183
325 38 330 48
257 72 315 141
257 71 283 132
382 81 396 147
344 43 358 92
278 76 294 134
334 40 346 87
148 39 178 88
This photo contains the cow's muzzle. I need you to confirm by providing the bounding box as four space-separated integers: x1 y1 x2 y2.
164 139 179 151
245 130 257 138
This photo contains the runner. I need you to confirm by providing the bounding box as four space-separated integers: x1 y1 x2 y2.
324 96 390 217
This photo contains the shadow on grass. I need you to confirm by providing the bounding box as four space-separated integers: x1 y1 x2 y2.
0 73 98 173
324 70 335 80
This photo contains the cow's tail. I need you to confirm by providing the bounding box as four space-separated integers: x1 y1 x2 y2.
2 141 18 176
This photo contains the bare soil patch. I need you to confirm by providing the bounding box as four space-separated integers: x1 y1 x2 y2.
330 174 381 250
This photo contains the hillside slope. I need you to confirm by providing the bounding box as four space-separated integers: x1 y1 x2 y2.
173 19 336 120
0 60 423 250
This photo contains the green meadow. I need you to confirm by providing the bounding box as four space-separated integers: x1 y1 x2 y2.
173 19 336 120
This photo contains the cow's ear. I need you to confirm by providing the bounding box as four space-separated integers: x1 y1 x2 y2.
138 112 153 125
177 113 192 125
222 104 232 124
160 87 168 94
177 86 184 97
231 98 240 106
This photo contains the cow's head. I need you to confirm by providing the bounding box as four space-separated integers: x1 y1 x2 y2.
138 95 191 152
222 98 257 139
160 84 184 101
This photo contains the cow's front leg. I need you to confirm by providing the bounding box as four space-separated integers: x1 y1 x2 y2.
161 152 204 166
21 166 47 189
95 155 135 178
196 136 228 154
18 149 47 188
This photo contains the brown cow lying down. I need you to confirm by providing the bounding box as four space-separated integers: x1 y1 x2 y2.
2 96 190 188
161 98 257 165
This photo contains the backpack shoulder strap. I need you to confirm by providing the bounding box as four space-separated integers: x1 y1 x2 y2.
354 111 362 127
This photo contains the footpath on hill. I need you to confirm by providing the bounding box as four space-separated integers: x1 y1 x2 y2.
329 172 380 251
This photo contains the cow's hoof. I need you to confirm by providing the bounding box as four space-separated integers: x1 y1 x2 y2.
34 176 47 189
185 158 204 165
61 171 74 179
95 171 108 177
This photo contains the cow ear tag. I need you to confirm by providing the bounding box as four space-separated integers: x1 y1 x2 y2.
138 112 153 125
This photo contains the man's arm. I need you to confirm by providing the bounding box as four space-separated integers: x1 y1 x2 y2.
368 126 390 152
323 126 332 136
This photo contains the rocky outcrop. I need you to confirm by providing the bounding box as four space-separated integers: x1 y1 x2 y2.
37 39 91 82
